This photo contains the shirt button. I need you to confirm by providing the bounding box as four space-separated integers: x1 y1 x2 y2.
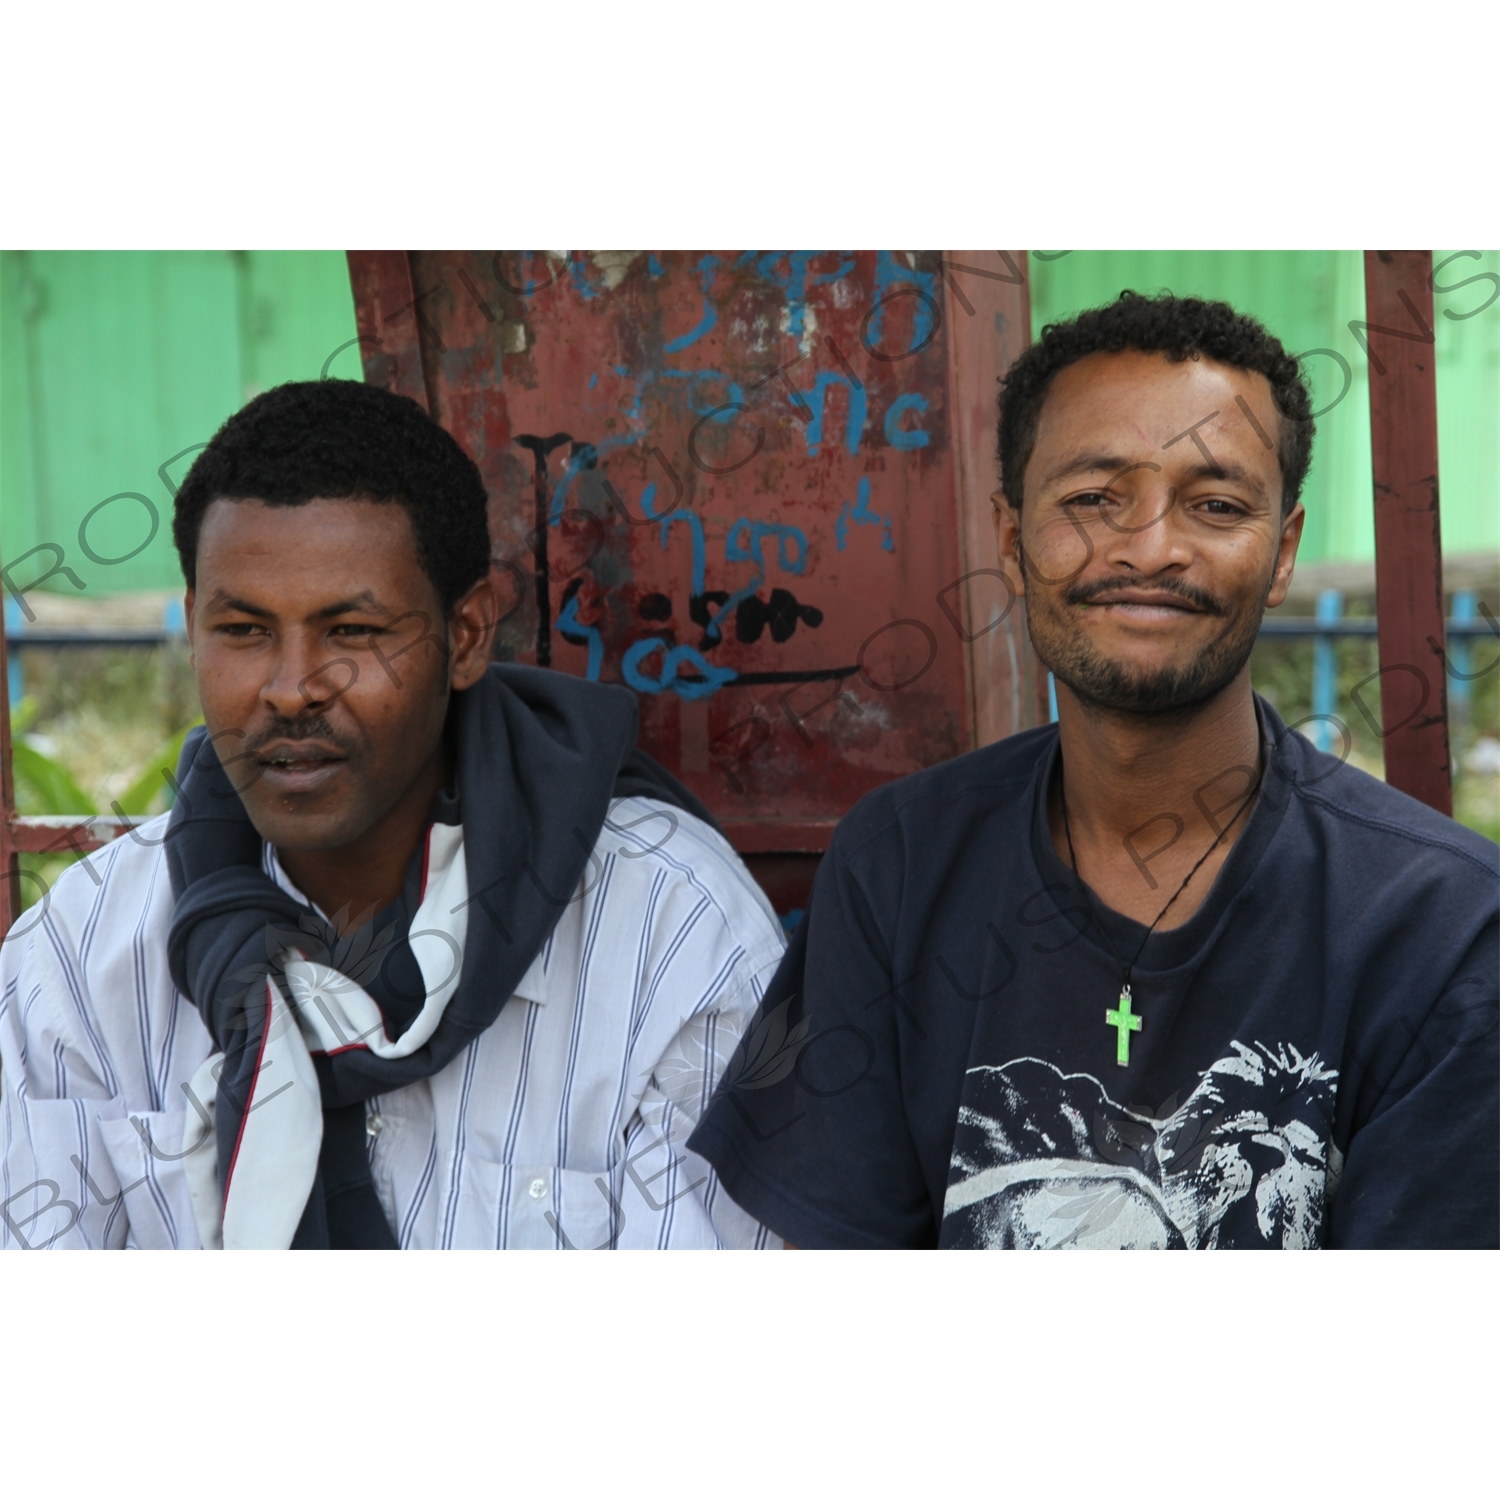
528 1177 548 1200
366 1114 384 1138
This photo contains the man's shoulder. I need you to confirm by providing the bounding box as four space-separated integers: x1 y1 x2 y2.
1279 736 1499 881
0 816 189 1091
16 814 175 952
596 795 785 954
831 724 1054 867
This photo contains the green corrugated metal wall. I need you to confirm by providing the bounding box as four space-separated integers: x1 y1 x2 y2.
1 251 361 597
2 250 1496 598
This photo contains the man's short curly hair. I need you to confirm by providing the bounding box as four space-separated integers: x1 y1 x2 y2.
998 290 1314 516
172 379 491 611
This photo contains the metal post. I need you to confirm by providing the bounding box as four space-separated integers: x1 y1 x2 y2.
941 250 1043 744
1449 590 1476 720
1362 250 1452 815
5 597 23 708
1312 588 1342 751
343 251 432 413
0 594 20 930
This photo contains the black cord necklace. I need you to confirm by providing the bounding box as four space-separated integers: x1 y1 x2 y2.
1059 756 1264 1068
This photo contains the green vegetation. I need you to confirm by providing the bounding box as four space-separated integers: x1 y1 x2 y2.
11 645 202 912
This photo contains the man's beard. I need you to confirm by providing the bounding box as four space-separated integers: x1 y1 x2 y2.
1024 574 1266 716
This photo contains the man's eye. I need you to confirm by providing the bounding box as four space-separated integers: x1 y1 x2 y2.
217 622 262 637
1063 491 1111 509
331 624 383 639
1198 498 1245 518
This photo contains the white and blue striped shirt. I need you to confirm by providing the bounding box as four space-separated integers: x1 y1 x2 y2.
0 797 786 1249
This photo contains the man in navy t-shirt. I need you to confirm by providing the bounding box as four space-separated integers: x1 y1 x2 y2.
689 291 1499 1249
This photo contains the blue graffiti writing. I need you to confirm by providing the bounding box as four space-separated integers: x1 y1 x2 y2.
704 519 810 642
749 252 856 341
640 481 707 596
883 392 930 450
548 370 668 520
623 638 738 701
568 255 607 301
866 251 938 357
549 433 637 520
800 372 868 457
727 520 808 576
614 367 652 423
556 593 604 681
657 366 746 420
664 255 719 354
836 476 894 553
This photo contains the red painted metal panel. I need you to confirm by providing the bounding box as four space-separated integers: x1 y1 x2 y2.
941 252 1044 744
358 251 1036 892
345 251 431 411
1362 251 1453 815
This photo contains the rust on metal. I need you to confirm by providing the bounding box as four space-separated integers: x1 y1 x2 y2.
343 251 1045 907
345 251 431 411
941 251 1044 743
1362 250 1453 815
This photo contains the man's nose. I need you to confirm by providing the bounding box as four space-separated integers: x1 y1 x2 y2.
1103 485 1191 572
259 632 354 718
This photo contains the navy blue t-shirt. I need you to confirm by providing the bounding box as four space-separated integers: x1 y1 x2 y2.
689 697 1499 1249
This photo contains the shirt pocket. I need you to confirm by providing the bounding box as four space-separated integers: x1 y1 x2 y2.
440 1155 623 1250
96 1105 202 1250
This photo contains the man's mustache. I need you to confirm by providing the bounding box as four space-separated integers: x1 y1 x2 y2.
1063 577 1226 616
243 715 352 757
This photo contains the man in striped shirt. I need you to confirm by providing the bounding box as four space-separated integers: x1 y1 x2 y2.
1 380 785 1249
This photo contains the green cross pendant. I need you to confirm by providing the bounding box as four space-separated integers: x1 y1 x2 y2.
1106 985 1142 1067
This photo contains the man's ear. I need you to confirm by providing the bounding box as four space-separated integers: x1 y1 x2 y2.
447 575 499 690
990 490 1027 598
1264 502 1306 609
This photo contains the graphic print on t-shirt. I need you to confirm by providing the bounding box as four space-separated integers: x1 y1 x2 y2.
942 1042 1339 1249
